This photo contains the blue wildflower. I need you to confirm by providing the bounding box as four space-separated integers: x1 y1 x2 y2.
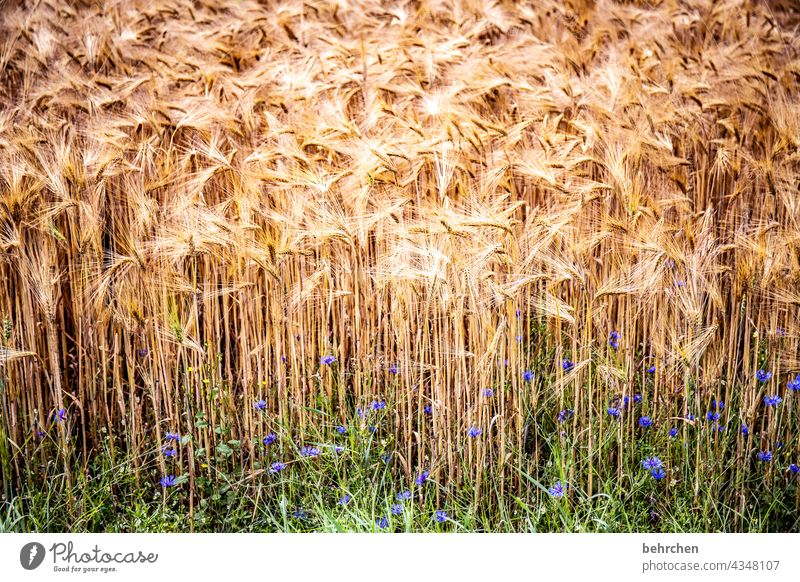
270 462 286 473
253 399 267 411
562 359 574 372
339 495 351 506
165 432 180 442
336 425 347 435
763 395 783 407
162 446 176 458
639 416 653 428
756 369 773 383
741 424 749 436
54 409 66 422
712 399 724 410
609 331 620 350
467 426 482 438
368 426 378 434
333 445 345 454
789 464 799 475
263 432 277 446
159 475 177 487
299 446 321 457
415 470 430 486
646 365 656 374
642 457 663 470
607 407 621 418
381 453 391 464
435 510 447 523
523 370 534 382
788 374 800 391
483 388 494 398
136 348 149 357
634 394 642 404
376 517 389 529
391 504 403 516
292 510 307 520
423 404 432 415
397 490 412 501
557 409 574 423
320 355 336 366
669 427 678 438
388 364 398 375
356 407 367 419
548 481 567 498
515 308 521 318
650 468 666 480
757 450 773 462
686 413 695 422
706 411 720 422
371 400 386 411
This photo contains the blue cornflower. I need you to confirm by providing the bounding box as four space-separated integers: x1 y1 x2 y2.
159 475 177 487
281 355 287 363
390 504 403 516
763 395 783 407
686 413 695 422
388 364 398 375
557 409 574 423
467 426 482 438
162 446 176 458
712 399 724 410
607 407 621 418
333 445 345 454
756 369 773 383
381 453 391 464
633 394 642 404
165 432 180 442
483 388 494 398
676 280 686 287
371 400 386 411
270 462 286 473
523 370 534 382
609 331 621 350
741 424 749 436
642 457 663 470
669 427 678 438
788 374 800 391
263 432 277 446
789 464 799 474
368 426 378 434
515 308 521 318
397 490 412 501
706 411 720 422
376 517 389 529
434 510 447 523
320 355 336 366
623 396 630 407
292 510 307 520
136 348 149 357
650 468 666 481
339 495 351 506
646 365 656 374
423 404 432 415
253 399 267 411
356 407 367 419
715 424 725 432
548 481 567 498
415 470 429 486
336 425 347 435
777 442 784 450
300 446 321 457
54 409 66 422
757 450 773 462
562 359 574 372
639 416 653 428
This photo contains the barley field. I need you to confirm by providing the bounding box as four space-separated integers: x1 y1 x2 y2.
1 0 800 533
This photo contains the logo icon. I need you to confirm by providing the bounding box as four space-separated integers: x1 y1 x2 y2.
20 542 46 570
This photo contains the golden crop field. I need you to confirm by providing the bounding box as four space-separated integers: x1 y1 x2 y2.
1 0 799 532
